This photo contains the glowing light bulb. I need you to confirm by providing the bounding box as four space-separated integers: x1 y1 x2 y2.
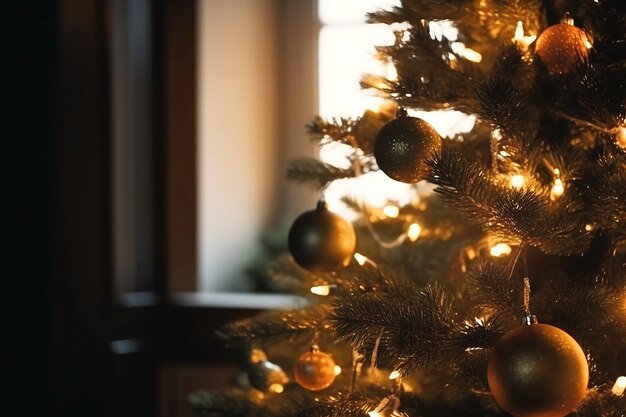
462 48 482 63
617 126 626 149
512 21 537 49
514 21 524 40
268 383 284 394
354 252 368 266
388 370 401 380
490 243 512 257
407 223 422 242
334 365 342 376
368 412 382 417
585 224 593 231
612 376 626 396
383 205 400 218
551 178 565 200
510 175 525 189
310 285 331 296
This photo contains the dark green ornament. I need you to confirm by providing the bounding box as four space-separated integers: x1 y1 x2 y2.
288 200 356 272
373 113 441 183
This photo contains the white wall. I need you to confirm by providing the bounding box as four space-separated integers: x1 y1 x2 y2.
198 0 280 291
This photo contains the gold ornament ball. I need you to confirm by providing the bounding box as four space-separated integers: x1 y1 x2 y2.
535 22 589 74
373 115 441 183
294 347 336 391
288 201 356 273
487 323 589 417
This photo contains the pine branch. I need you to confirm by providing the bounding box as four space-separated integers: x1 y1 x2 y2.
307 116 356 145
467 261 523 320
307 113 394 158
297 388 390 417
476 46 539 146
286 158 356 188
552 62 626 131
425 149 592 255
330 283 474 374
218 306 331 346
191 386 321 417
368 1 467 23
580 0 626 70
591 148 626 229
575 384 626 417
445 120 494 171
425 149 497 225
352 105 397 155
382 23 479 113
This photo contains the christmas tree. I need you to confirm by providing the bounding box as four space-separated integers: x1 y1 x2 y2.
192 1 626 416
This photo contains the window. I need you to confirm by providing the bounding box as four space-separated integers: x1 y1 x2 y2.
194 0 423 294
196 0 318 295
192 0 477 296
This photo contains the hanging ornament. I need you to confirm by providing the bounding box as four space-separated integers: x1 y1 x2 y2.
373 109 441 183
294 345 337 391
245 348 289 393
288 200 356 272
535 14 590 74
487 279 589 417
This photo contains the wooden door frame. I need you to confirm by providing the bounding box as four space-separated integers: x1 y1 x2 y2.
50 1 215 415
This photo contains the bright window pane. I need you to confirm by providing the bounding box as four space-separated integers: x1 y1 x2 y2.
318 0 400 24
318 24 396 118
317 1 476 218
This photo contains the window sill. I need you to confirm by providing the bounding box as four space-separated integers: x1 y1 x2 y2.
119 291 306 310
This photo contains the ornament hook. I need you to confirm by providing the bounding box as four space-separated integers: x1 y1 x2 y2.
522 277 537 325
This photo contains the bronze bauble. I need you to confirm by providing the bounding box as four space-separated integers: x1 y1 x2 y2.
288 201 356 272
535 22 589 74
373 115 441 183
487 323 589 417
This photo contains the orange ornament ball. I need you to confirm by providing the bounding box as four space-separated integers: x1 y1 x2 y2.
535 21 590 74
294 346 336 391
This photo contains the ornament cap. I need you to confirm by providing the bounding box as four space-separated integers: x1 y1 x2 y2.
249 348 268 363
316 198 327 210
522 313 538 326
396 106 408 118
561 12 574 26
